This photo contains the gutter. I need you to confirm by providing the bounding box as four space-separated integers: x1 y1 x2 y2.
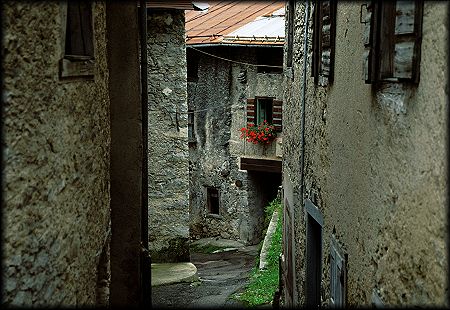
186 43 284 48
139 0 151 306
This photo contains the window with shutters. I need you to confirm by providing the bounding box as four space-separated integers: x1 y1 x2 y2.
246 97 282 132
363 0 423 84
330 237 346 307
59 1 95 79
312 0 337 86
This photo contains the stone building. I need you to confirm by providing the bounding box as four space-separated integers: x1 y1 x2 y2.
281 0 448 307
186 1 285 245
2 1 199 306
146 3 191 264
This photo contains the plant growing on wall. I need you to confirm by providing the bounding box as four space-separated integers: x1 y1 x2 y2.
240 121 277 145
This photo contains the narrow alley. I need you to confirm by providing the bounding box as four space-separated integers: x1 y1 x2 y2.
151 238 260 308
2 0 448 308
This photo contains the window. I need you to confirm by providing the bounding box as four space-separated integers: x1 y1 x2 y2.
60 1 95 79
246 97 282 132
207 187 219 214
312 0 337 86
188 109 196 143
330 237 347 307
187 48 199 82
305 198 323 308
363 0 424 84
256 47 283 74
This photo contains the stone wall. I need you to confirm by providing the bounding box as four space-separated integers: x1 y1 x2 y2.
3 2 111 305
283 1 448 307
188 46 284 245
147 9 190 263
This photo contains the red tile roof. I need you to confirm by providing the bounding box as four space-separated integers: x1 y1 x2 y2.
185 1 285 45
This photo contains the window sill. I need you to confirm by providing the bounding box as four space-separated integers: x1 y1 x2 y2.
59 55 95 80
206 214 223 220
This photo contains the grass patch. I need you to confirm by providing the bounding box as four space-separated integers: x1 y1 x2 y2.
232 198 283 307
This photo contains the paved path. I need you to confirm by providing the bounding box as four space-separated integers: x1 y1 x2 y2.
151 242 260 308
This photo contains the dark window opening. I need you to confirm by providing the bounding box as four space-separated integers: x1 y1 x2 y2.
187 48 199 82
65 1 94 57
256 47 283 74
207 188 219 214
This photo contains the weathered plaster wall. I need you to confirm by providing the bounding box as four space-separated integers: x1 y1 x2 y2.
147 9 190 263
188 46 283 245
3 2 111 306
283 1 448 307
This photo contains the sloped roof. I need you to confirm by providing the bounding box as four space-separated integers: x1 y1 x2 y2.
185 1 285 45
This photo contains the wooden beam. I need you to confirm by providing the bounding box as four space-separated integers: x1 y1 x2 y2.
240 157 282 173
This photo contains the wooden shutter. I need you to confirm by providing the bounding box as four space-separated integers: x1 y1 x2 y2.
330 238 346 307
246 98 256 126
364 0 423 84
286 0 295 68
272 100 282 132
363 1 378 83
390 0 423 82
312 0 337 86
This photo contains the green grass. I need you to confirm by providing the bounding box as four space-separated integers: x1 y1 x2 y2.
232 198 283 307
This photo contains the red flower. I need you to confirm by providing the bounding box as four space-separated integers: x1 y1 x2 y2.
239 121 277 145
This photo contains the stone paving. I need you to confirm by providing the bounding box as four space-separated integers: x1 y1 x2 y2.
151 238 261 308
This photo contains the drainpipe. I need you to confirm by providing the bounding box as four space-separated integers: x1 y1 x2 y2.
299 0 310 208
139 0 151 306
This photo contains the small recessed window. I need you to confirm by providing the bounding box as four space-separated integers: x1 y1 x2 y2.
187 48 199 82
60 1 95 79
207 187 220 214
188 109 196 143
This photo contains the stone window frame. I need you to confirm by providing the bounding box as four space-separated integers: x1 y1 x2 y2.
59 1 95 80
